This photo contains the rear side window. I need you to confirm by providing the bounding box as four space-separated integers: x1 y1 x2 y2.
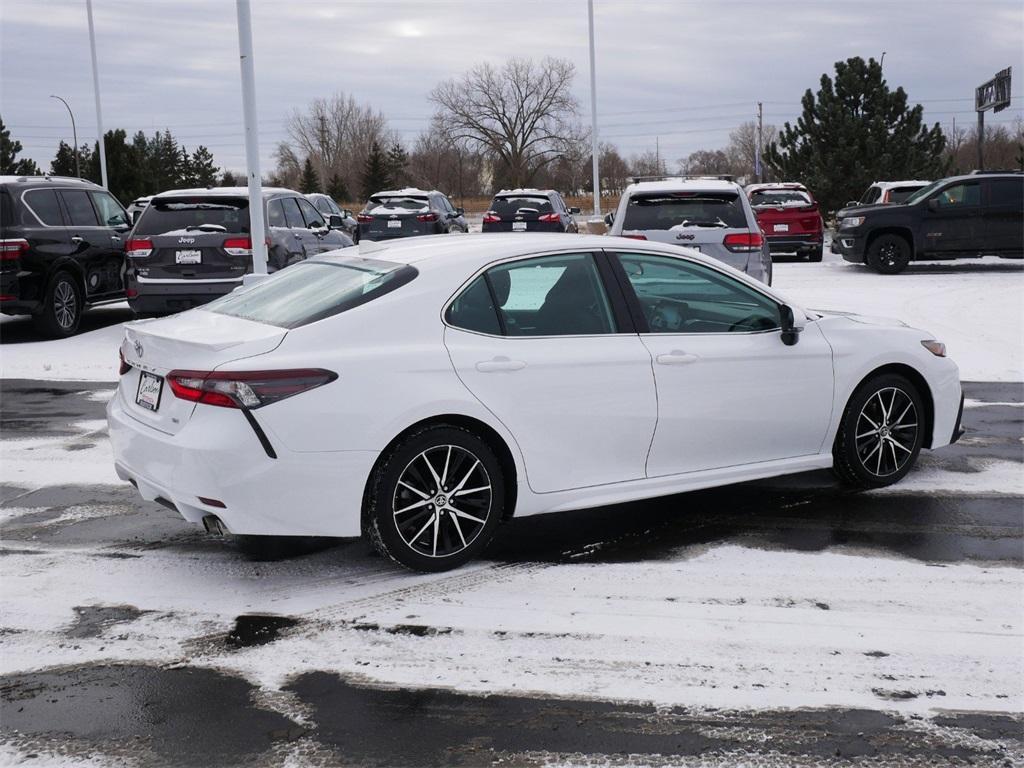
446 276 501 335
90 191 129 227
623 192 747 230
23 189 65 225
60 190 99 226
135 197 249 236
888 186 923 204
988 178 1023 208
203 258 417 329
490 195 554 216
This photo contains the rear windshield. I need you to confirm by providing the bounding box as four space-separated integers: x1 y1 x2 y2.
490 196 554 215
887 186 924 204
202 258 417 329
749 190 811 207
135 197 250 236
623 192 747 230
366 196 429 212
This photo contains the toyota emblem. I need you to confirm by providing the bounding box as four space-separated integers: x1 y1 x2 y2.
133 339 144 357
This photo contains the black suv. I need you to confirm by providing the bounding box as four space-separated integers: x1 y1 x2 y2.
126 186 353 315
357 188 468 241
0 175 131 337
834 172 1024 274
482 189 580 233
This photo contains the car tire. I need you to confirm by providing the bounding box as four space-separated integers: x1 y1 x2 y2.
808 245 824 262
32 270 82 338
366 424 505 572
867 234 911 274
832 373 925 489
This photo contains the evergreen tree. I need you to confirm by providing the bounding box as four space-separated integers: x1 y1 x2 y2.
361 141 391 200
51 141 93 179
764 56 947 213
386 141 409 187
1 116 40 175
299 156 320 193
178 146 196 187
190 146 219 187
221 170 239 186
325 173 349 204
149 130 182 191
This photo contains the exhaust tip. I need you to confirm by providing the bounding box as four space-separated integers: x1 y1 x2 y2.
202 515 229 536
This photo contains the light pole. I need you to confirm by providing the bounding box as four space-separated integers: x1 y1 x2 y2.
235 0 268 279
49 95 80 178
880 51 886 69
86 0 108 188
587 0 600 217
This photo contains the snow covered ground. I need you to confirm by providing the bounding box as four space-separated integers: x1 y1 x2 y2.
1 248 1020 383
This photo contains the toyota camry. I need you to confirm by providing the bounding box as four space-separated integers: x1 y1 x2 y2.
108 234 964 571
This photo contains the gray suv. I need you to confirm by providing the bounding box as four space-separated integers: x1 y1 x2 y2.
606 177 772 284
357 188 468 241
126 186 353 315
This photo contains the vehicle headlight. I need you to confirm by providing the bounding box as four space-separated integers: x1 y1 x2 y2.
839 216 865 229
921 340 947 357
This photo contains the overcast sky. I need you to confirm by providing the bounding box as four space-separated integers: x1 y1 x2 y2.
2 0 1022 177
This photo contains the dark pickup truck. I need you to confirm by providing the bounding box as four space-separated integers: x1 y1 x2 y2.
833 171 1023 274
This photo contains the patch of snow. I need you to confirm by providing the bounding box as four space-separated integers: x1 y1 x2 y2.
871 458 1024 496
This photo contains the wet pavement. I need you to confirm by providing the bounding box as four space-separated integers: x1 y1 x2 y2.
1 378 1022 766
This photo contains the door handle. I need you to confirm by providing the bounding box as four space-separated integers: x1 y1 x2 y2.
110 235 121 241
71 236 84 244
475 356 527 373
656 350 699 365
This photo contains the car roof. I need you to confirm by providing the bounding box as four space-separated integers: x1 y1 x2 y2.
150 186 298 200
871 180 930 189
625 178 741 194
0 175 101 188
370 187 438 197
493 188 556 196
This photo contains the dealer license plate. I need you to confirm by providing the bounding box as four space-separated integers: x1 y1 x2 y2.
175 249 202 264
387 220 402 228
136 371 163 411
773 224 789 233
512 222 527 231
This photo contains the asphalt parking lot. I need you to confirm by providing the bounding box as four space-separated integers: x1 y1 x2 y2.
1 375 1021 767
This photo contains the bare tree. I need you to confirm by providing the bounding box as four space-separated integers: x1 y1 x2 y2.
430 57 581 188
408 117 489 200
282 93 393 200
630 149 665 179
727 120 776 180
678 149 733 176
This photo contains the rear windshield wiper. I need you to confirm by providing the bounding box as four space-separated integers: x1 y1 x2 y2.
678 219 727 228
185 224 228 232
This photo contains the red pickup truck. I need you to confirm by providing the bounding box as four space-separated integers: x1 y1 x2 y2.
746 183 824 262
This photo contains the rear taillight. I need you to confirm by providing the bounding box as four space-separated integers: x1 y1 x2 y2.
356 213 373 223
723 232 764 252
126 238 153 258
166 368 337 409
119 348 131 376
0 238 29 261
798 204 819 213
482 211 500 224
538 213 560 223
223 237 252 257
622 234 648 240
417 212 438 223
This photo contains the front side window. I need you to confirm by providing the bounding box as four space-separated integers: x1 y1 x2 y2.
860 185 881 204
60 190 99 226
451 253 615 337
615 252 780 334
933 182 980 208
622 192 747 231
204 257 416 329
296 198 325 229
23 189 65 225
90 191 129 228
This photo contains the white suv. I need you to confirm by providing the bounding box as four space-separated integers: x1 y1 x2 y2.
606 177 772 284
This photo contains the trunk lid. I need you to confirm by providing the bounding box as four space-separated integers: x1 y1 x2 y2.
140 229 252 280
119 310 286 435
754 204 822 236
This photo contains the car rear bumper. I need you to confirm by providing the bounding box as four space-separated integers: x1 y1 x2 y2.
764 233 822 254
130 278 242 314
107 391 377 537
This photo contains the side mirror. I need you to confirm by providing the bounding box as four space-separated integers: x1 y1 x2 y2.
846 201 858 208
327 214 344 229
780 304 802 346
342 209 352 218
455 207 465 216
927 198 939 212
569 206 581 215
604 212 614 226
311 224 329 236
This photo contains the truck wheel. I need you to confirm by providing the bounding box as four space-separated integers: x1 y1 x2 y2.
867 234 911 274
32 271 82 338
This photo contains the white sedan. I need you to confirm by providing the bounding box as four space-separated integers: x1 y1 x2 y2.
108 234 963 571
